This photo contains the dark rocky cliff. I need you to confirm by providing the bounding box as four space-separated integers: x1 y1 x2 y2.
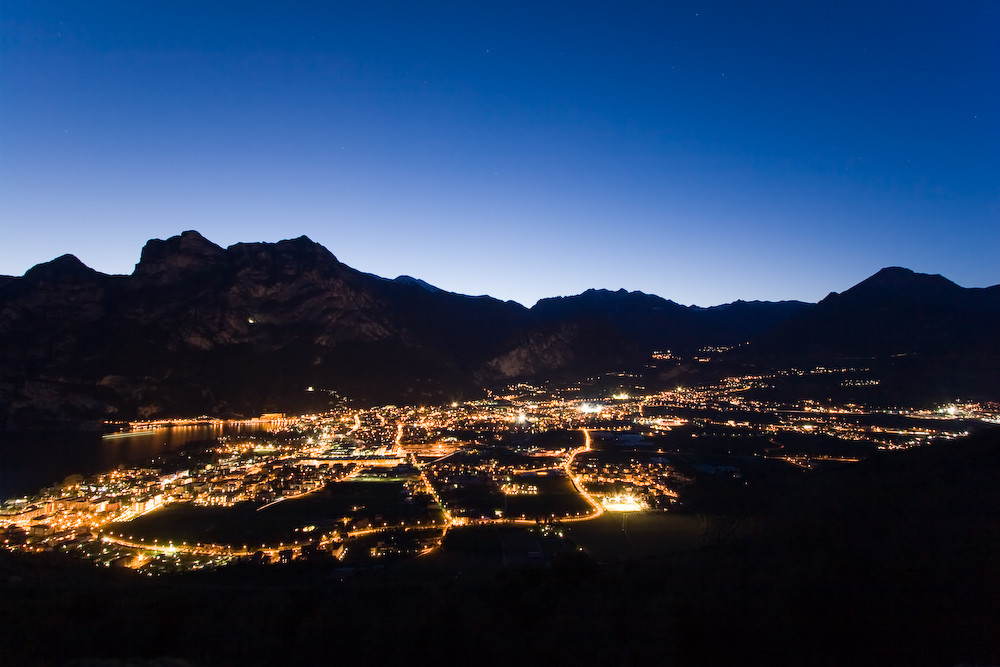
0 232 528 427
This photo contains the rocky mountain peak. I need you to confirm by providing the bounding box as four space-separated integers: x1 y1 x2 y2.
830 266 961 305
22 254 100 285
227 235 343 283
133 230 226 282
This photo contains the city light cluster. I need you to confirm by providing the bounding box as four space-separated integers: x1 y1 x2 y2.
4 370 996 573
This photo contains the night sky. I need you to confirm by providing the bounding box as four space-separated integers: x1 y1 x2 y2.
2 1 997 306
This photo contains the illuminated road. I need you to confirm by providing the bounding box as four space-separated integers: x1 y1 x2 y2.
99 533 305 558
100 517 449 560
561 428 604 522
417 427 604 527
256 497 286 512
255 480 327 512
394 423 404 455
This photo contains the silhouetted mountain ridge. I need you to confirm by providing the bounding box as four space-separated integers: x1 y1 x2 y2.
0 232 995 428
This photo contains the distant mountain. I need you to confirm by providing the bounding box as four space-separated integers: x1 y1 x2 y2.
731 267 1000 403
486 289 809 380
0 233 994 428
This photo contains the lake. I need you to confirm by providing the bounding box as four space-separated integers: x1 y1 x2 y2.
0 423 275 499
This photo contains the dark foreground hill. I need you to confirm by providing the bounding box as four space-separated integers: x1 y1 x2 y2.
2 428 998 666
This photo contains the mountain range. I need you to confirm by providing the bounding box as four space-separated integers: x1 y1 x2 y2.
1 231 997 429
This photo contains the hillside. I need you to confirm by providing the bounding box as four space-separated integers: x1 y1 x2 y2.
0 232 810 428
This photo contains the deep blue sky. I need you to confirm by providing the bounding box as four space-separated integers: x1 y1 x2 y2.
2 1 997 306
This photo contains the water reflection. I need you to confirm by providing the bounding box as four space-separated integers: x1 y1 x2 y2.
100 423 231 465
0 423 278 499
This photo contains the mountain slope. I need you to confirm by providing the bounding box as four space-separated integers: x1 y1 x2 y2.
484 289 809 380
0 232 531 427
733 267 1000 401
1 235 994 428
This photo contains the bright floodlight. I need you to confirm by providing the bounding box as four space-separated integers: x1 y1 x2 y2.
601 493 645 512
